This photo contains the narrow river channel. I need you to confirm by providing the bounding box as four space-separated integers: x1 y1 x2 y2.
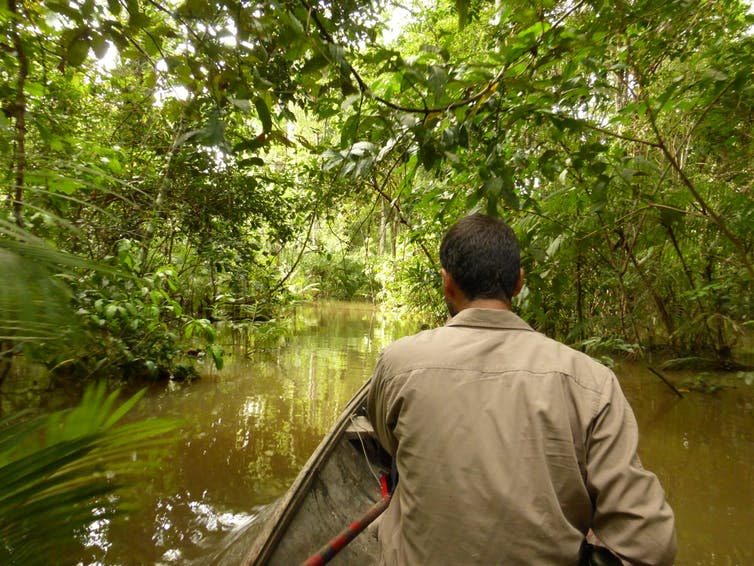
74 302 753 565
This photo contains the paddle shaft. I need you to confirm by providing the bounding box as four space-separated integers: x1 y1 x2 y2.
301 494 391 566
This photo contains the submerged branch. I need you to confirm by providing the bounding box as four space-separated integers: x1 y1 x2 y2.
648 367 684 399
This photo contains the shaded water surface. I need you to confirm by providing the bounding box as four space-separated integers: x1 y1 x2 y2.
75 302 419 565
75 303 753 565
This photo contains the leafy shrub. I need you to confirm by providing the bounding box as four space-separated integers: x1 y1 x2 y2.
26 240 222 381
301 251 377 301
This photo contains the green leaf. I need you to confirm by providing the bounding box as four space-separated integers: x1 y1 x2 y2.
92 34 109 59
300 53 329 75
65 33 90 67
238 157 264 167
175 63 193 86
49 177 81 195
659 206 684 227
0 384 179 562
229 98 251 111
500 171 520 210
107 0 121 15
590 175 609 209
705 68 728 82
25 82 45 97
199 114 227 146
428 65 447 101
466 186 483 209
234 136 266 152
518 21 552 40
327 42 351 75
285 10 304 35
254 97 273 133
208 343 224 370
128 9 151 29
103 388 147 429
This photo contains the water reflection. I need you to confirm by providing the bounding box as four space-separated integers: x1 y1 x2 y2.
74 302 418 565
71 304 754 566
617 365 754 566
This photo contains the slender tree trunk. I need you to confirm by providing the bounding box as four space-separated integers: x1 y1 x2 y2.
703 253 730 357
2 0 29 390
391 206 398 258
575 250 584 346
139 120 185 274
0 340 13 413
166 226 175 264
621 239 675 337
663 223 695 290
379 199 387 256
662 222 718 349
594 217 644 352
8 0 28 228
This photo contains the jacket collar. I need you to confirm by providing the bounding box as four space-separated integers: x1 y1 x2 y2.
446 308 534 331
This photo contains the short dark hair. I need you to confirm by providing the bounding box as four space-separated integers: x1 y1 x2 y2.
439 213 520 302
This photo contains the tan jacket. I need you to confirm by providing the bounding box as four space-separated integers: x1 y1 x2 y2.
367 308 676 565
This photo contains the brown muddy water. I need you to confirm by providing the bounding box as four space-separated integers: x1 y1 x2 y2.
71 302 753 565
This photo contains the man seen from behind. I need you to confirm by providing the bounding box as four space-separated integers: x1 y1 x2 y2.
367 213 677 565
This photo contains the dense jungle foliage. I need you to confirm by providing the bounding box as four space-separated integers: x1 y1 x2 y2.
1 0 753 559
3 0 754 385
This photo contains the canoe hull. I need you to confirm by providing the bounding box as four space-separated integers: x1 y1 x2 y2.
243 382 389 565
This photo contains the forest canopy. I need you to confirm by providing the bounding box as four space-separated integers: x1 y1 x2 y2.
2 0 754 383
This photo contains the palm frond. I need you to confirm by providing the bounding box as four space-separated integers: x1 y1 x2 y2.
0 383 180 565
0 220 117 347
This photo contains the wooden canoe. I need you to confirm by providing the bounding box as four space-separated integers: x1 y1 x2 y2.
237 380 390 566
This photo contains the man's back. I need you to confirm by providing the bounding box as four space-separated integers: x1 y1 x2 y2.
367 308 676 565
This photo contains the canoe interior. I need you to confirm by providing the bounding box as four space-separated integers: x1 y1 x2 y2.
269 432 387 564
243 385 391 565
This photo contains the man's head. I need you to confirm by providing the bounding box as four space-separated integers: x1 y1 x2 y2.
439 213 523 315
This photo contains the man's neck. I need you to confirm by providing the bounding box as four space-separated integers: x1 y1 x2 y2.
458 298 511 312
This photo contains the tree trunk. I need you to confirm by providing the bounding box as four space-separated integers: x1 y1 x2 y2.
622 239 675 338
8 0 28 228
575 250 584 346
379 199 387 255
0 340 14 414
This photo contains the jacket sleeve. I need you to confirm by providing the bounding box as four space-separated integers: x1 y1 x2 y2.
366 352 399 456
586 372 677 566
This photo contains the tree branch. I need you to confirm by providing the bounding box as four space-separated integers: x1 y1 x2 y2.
368 166 436 268
299 0 587 116
270 210 317 295
645 98 754 281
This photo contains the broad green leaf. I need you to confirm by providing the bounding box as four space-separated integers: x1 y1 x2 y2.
65 33 90 67
254 97 273 133
300 53 329 75
92 34 109 59
428 65 447 101
106 0 121 15
103 388 147 429
208 343 224 370
25 82 45 97
238 157 264 167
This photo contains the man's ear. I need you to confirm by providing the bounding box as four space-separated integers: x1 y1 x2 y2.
440 268 451 296
511 268 525 298
441 268 458 299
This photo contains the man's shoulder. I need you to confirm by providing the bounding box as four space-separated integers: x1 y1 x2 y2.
381 326 444 356
528 332 616 392
376 326 451 372
377 321 615 392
